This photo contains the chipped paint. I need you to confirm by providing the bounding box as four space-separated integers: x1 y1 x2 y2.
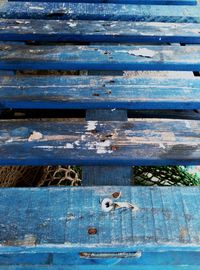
114 202 138 211
101 198 138 212
185 120 191 129
2 234 36 247
128 48 157 58
86 121 98 131
29 6 44 10
159 143 166 149
65 143 74 149
68 21 77 27
85 140 113 154
28 131 43 141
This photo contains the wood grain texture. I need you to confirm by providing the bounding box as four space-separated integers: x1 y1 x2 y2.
1 2 200 22
0 44 200 71
2 20 200 43
0 118 200 166
0 186 199 252
1 75 200 110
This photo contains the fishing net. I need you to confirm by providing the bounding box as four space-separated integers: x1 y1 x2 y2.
134 166 200 186
38 165 81 187
0 165 199 187
0 166 43 187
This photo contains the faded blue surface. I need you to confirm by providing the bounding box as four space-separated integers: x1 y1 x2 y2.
8 0 197 5
0 0 200 268
0 267 199 270
83 109 131 185
0 187 199 268
0 45 200 71
0 118 200 166
1 76 200 110
1 20 200 43
1 2 200 22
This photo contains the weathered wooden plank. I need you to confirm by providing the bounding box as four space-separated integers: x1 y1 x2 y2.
83 109 132 186
0 45 200 71
0 187 199 252
0 118 200 166
1 75 200 110
2 20 200 44
8 0 197 5
0 267 199 270
1 2 200 22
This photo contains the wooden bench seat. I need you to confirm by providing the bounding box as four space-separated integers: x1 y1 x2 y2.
8 0 198 5
1 44 200 71
0 118 200 166
0 186 199 269
1 75 200 110
1 20 200 43
0 0 200 268
1 2 200 22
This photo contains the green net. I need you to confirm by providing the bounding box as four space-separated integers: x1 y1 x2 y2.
134 166 200 186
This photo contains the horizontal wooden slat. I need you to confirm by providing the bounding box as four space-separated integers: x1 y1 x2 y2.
0 45 200 71
1 75 200 110
0 118 200 166
8 0 197 5
0 187 199 252
0 267 199 270
1 2 200 22
1 20 200 43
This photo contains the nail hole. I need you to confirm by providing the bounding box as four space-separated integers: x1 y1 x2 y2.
101 198 113 212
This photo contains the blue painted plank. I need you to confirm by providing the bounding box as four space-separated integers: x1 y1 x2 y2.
0 45 200 71
82 165 133 185
0 265 200 270
0 267 199 270
0 187 199 258
2 20 200 44
83 109 131 185
0 118 200 166
1 75 200 110
1 2 200 22
8 0 197 5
